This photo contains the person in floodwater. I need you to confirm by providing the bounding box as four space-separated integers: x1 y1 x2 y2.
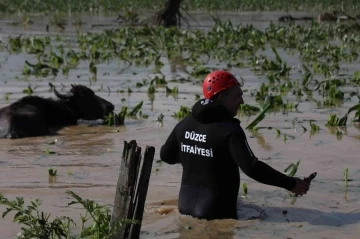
160 70 311 220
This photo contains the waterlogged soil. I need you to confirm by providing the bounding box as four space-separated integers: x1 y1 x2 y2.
0 12 360 239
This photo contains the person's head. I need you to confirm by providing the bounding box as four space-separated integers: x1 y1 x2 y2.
202 70 244 116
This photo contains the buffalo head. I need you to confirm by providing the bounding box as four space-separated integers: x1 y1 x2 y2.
53 84 114 120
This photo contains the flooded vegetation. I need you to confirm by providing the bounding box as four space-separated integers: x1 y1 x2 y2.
0 0 360 13
0 1 360 238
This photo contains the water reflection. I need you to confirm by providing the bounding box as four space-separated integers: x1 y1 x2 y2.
353 122 360 131
351 123 360 140
250 131 272 151
309 129 321 138
148 93 155 112
325 125 345 140
169 55 187 73
48 175 57 185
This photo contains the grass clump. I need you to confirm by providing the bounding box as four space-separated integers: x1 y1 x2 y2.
48 167 57 176
326 113 344 127
173 106 191 119
104 101 144 126
0 191 134 239
310 121 320 134
104 108 128 126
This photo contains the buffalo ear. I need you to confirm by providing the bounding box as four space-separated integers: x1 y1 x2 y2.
71 84 75 88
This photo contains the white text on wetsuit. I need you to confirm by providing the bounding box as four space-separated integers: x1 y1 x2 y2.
184 131 207 142
181 131 213 157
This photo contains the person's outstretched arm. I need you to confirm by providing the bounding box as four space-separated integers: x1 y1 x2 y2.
228 131 299 191
160 127 180 165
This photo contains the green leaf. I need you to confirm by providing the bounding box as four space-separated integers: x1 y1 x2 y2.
246 96 275 130
2 208 13 218
338 103 360 126
284 160 301 177
271 47 282 63
128 101 143 116
302 65 313 88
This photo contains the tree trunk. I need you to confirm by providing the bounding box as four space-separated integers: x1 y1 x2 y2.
156 0 182 28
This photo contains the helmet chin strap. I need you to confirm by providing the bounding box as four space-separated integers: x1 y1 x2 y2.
200 99 212 105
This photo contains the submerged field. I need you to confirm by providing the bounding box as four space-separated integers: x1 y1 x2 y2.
1 0 360 13
0 11 359 239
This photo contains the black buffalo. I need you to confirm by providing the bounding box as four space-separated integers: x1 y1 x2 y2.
0 84 114 139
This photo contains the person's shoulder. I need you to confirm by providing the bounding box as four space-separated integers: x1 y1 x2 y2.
216 117 243 134
220 119 248 141
229 117 241 125
224 117 241 127
172 115 192 130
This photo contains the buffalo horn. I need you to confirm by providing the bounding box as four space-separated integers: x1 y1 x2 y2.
53 86 74 100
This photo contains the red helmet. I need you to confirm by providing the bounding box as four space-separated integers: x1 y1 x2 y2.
202 70 240 99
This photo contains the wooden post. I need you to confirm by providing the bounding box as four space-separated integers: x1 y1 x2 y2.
111 140 156 239
111 140 142 239
128 146 156 239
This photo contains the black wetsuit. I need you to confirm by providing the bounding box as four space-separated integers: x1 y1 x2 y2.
160 99 296 220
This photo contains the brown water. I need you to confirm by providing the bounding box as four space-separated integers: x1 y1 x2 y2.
0 11 360 239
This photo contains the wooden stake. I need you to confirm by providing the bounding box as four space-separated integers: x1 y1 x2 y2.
111 140 142 239
129 146 156 239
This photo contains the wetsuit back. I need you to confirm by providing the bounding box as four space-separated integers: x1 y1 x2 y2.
160 99 296 220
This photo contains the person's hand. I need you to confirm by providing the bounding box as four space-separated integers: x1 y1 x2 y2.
290 178 310 196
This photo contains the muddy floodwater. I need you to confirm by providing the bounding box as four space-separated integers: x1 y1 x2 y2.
0 11 360 239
